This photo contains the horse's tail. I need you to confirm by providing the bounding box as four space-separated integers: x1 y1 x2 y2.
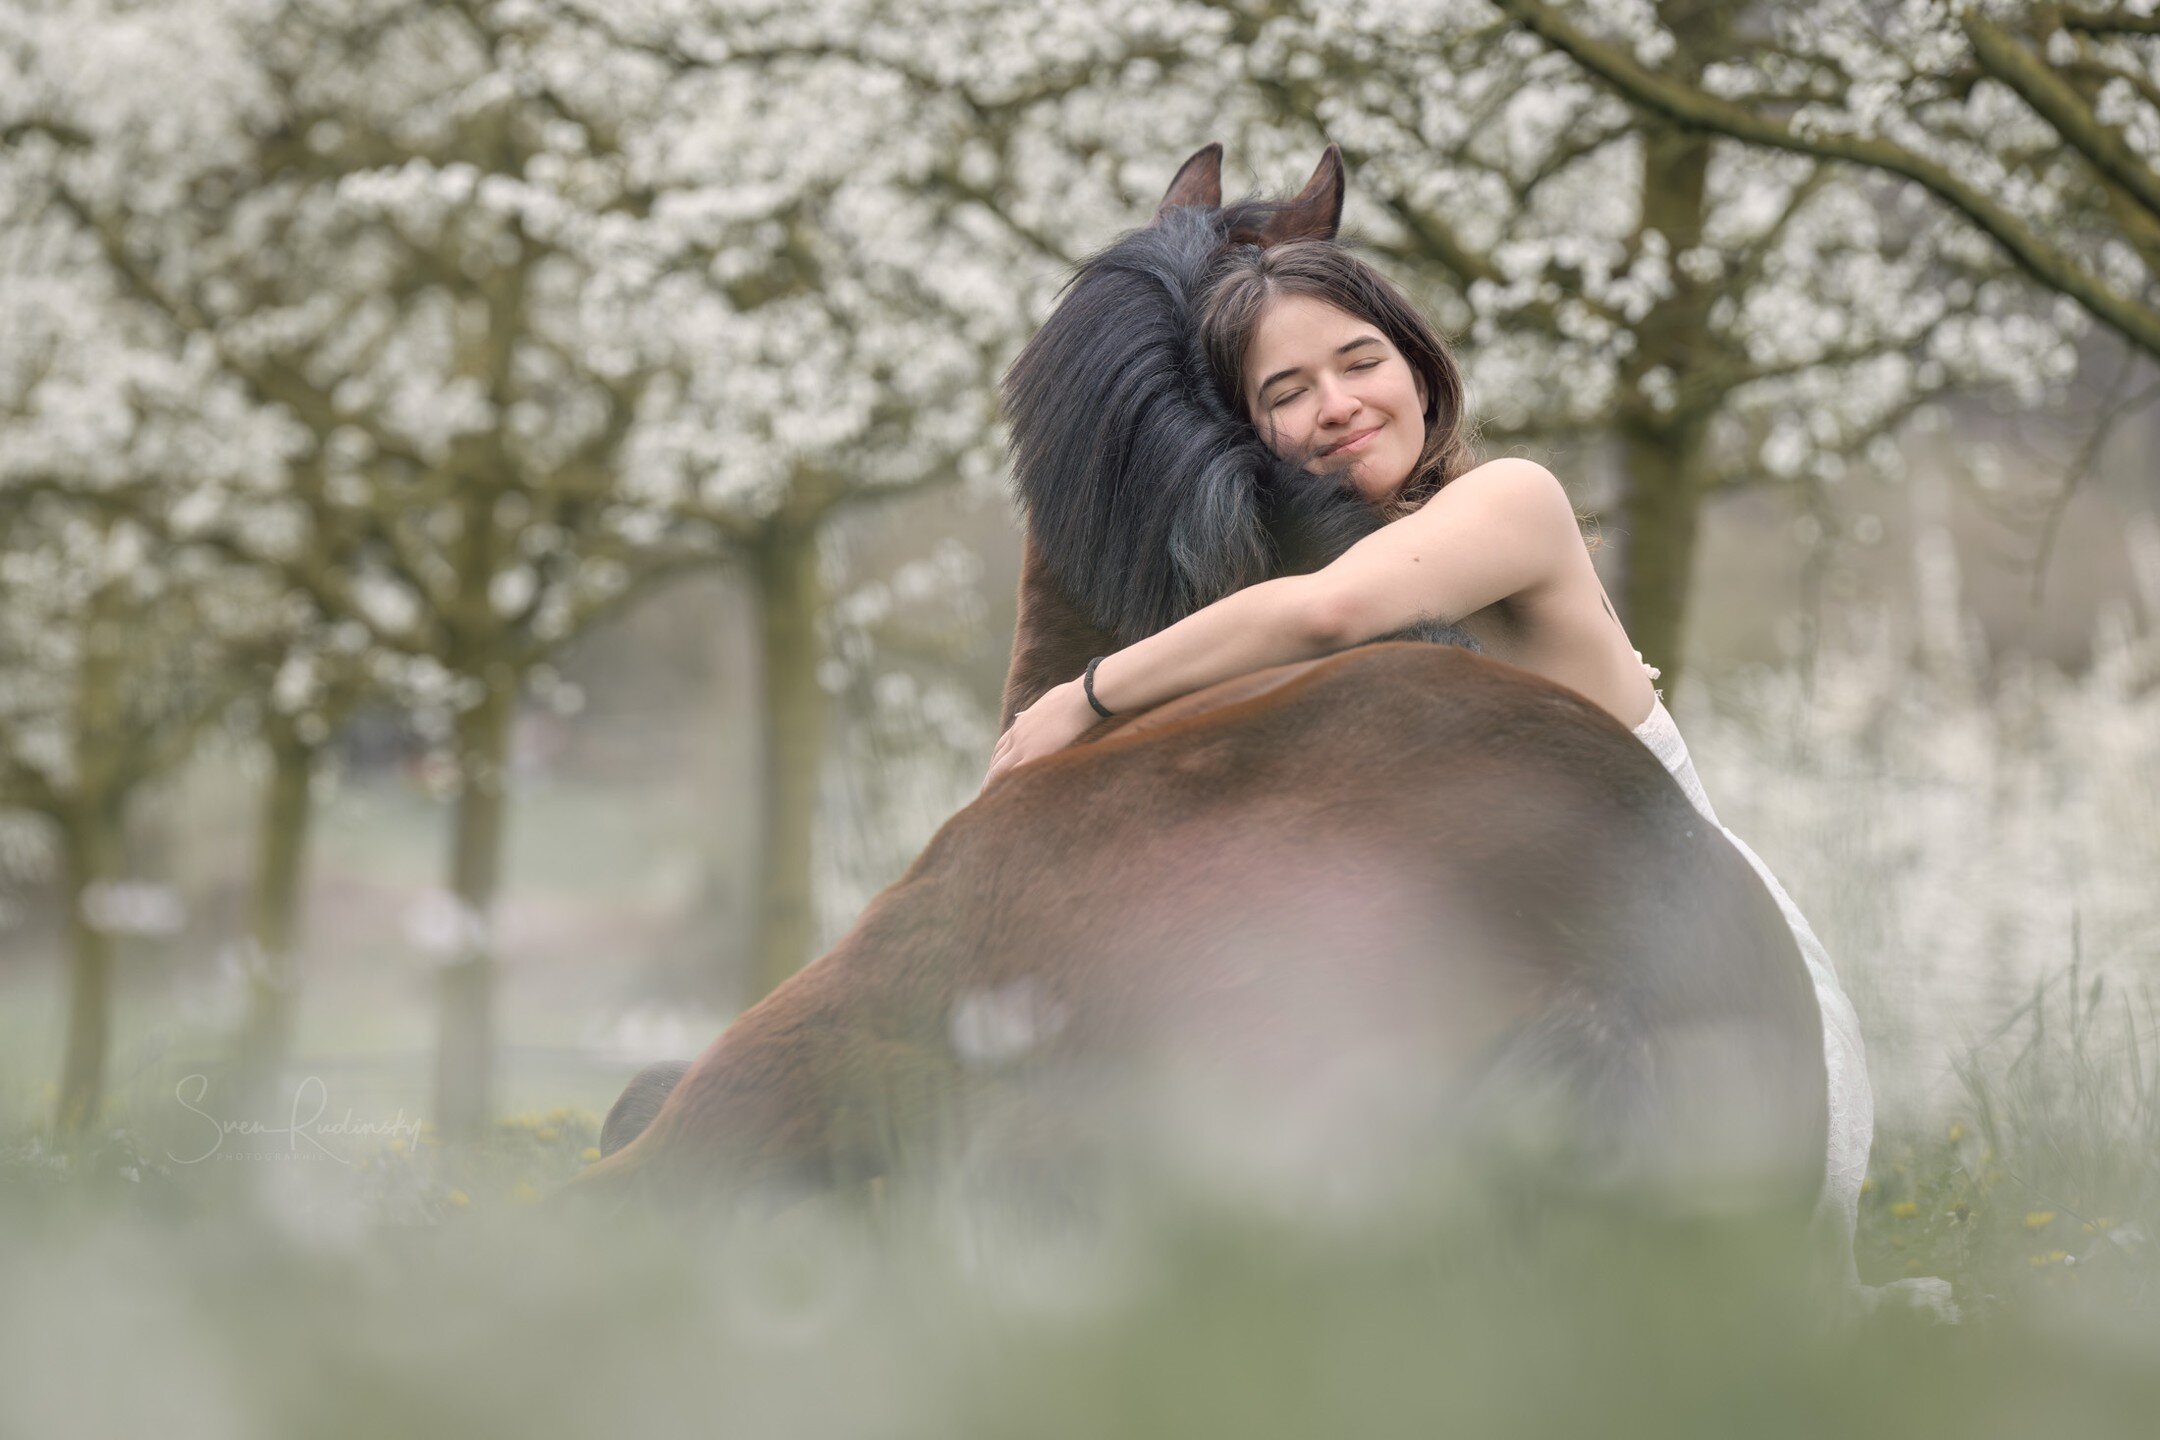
540 1060 693 1221
597 1059 693 1158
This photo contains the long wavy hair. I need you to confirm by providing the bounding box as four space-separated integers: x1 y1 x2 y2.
1199 239 1481 525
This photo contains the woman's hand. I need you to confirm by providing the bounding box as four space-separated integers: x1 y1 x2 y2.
981 679 1103 792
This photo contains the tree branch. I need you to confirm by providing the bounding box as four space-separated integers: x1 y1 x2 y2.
1491 0 2160 360
1962 12 2160 234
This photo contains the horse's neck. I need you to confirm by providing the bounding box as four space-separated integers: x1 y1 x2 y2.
999 530 1120 730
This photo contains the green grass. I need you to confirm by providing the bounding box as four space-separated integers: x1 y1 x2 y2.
1855 958 2158 1318
3 962 2158 1439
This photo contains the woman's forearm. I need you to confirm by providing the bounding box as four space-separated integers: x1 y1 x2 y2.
1087 574 1337 716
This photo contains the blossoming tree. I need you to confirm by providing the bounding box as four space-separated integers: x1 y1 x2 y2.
619 0 2084 688
5 0 1015 1136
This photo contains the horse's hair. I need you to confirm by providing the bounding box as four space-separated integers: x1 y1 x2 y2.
1001 201 1476 653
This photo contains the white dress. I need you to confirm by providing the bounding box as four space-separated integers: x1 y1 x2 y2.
1629 693 1871 1282
1629 672 1956 1318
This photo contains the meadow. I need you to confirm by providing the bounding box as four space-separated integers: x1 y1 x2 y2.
0 953 2155 1439
4 529 2158 1439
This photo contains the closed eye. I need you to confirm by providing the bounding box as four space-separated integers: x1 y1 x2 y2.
1267 359 1384 409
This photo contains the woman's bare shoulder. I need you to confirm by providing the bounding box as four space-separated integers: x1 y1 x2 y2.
1409 456 1584 568
1444 456 1574 516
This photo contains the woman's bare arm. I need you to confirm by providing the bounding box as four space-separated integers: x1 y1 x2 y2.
1298 457 1583 650
982 570 1335 786
1088 457 1577 713
1080 572 1340 717
984 457 1584 786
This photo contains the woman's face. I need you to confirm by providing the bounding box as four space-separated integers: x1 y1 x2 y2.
1243 293 1429 503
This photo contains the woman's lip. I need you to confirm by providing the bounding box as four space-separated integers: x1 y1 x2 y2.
1327 426 1380 456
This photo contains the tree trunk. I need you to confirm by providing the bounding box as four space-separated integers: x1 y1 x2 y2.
1612 426 1710 695
434 670 514 1143
55 807 122 1137
1610 36 1723 698
747 522 827 1003
233 725 316 1117
56 575 128 1139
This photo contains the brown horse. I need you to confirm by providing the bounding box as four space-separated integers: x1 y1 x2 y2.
565 146 1826 1222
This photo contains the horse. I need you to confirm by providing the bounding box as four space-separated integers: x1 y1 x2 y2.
563 145 1826 1228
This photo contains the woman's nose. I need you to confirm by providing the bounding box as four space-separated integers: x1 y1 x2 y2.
1314 375 1359 425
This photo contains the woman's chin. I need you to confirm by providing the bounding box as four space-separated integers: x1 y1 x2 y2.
1347 467 1408 505
1295 455 1407 504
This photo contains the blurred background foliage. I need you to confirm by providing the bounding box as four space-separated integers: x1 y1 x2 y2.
2 1 2160 1427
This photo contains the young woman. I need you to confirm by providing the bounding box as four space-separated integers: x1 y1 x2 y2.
982 238 1878 1294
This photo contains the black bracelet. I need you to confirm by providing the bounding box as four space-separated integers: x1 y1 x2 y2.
1083 655 1116 718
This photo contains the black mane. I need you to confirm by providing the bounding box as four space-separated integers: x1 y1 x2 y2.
1001 202 1468 651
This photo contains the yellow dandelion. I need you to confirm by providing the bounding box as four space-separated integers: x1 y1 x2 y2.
534 1127 558 1144
390 1137 408 1155
1890 1201 1920 1220
509 1181 541 1205
2024 1211 2056 1231
1860 1177 1877 1196
2094 1217 2114 1231
446 1188 471 1209
580 1147 602 1164
1947 1122 1965 1143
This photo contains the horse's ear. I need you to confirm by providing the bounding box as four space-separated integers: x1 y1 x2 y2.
1153 141 1224 222
1257 144 1345 245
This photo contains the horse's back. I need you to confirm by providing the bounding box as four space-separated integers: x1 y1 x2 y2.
580 642 1826 1217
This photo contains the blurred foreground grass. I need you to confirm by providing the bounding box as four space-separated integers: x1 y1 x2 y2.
2 961 2157 1440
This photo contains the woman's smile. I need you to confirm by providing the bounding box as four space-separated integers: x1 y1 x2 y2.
1325 425 1381 456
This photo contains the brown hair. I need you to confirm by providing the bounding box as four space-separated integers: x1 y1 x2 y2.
1198 239 1479 524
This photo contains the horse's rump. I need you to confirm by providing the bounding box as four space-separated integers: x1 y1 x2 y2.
576 644 1825 1219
